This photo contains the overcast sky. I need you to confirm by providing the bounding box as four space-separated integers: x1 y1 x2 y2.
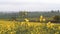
0 0 60 12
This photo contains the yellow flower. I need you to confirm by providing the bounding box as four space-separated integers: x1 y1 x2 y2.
24 18 29 22
43 18 46 21
27 23 31 26
10 31 16 34
21 22 25 25
40 15 43 21
47 22 51 28
40 15 43 19
47 22 51 25
50 23 54 28
58 26 60 30
7 25 10 28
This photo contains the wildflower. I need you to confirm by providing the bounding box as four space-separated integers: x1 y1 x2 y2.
40 15 46 22
47 21 51 28
40 15 43 19
10 31 16 34
43 18 46 21
24 18 29 22
47 22 51 25
27 23 31 26
40 15 43 21
7 25 11 30
0 31 1 34
7 25 10 28
31 32 34 34
58 26 60 30
50 23 55 28
21 22 24 25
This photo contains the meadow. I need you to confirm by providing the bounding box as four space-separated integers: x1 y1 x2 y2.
0 20 60 34
0 12 60 34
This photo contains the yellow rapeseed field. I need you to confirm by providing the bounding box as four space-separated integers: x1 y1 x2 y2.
0 20 60 34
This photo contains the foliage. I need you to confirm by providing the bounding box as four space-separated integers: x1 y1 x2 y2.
53 15 60 21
